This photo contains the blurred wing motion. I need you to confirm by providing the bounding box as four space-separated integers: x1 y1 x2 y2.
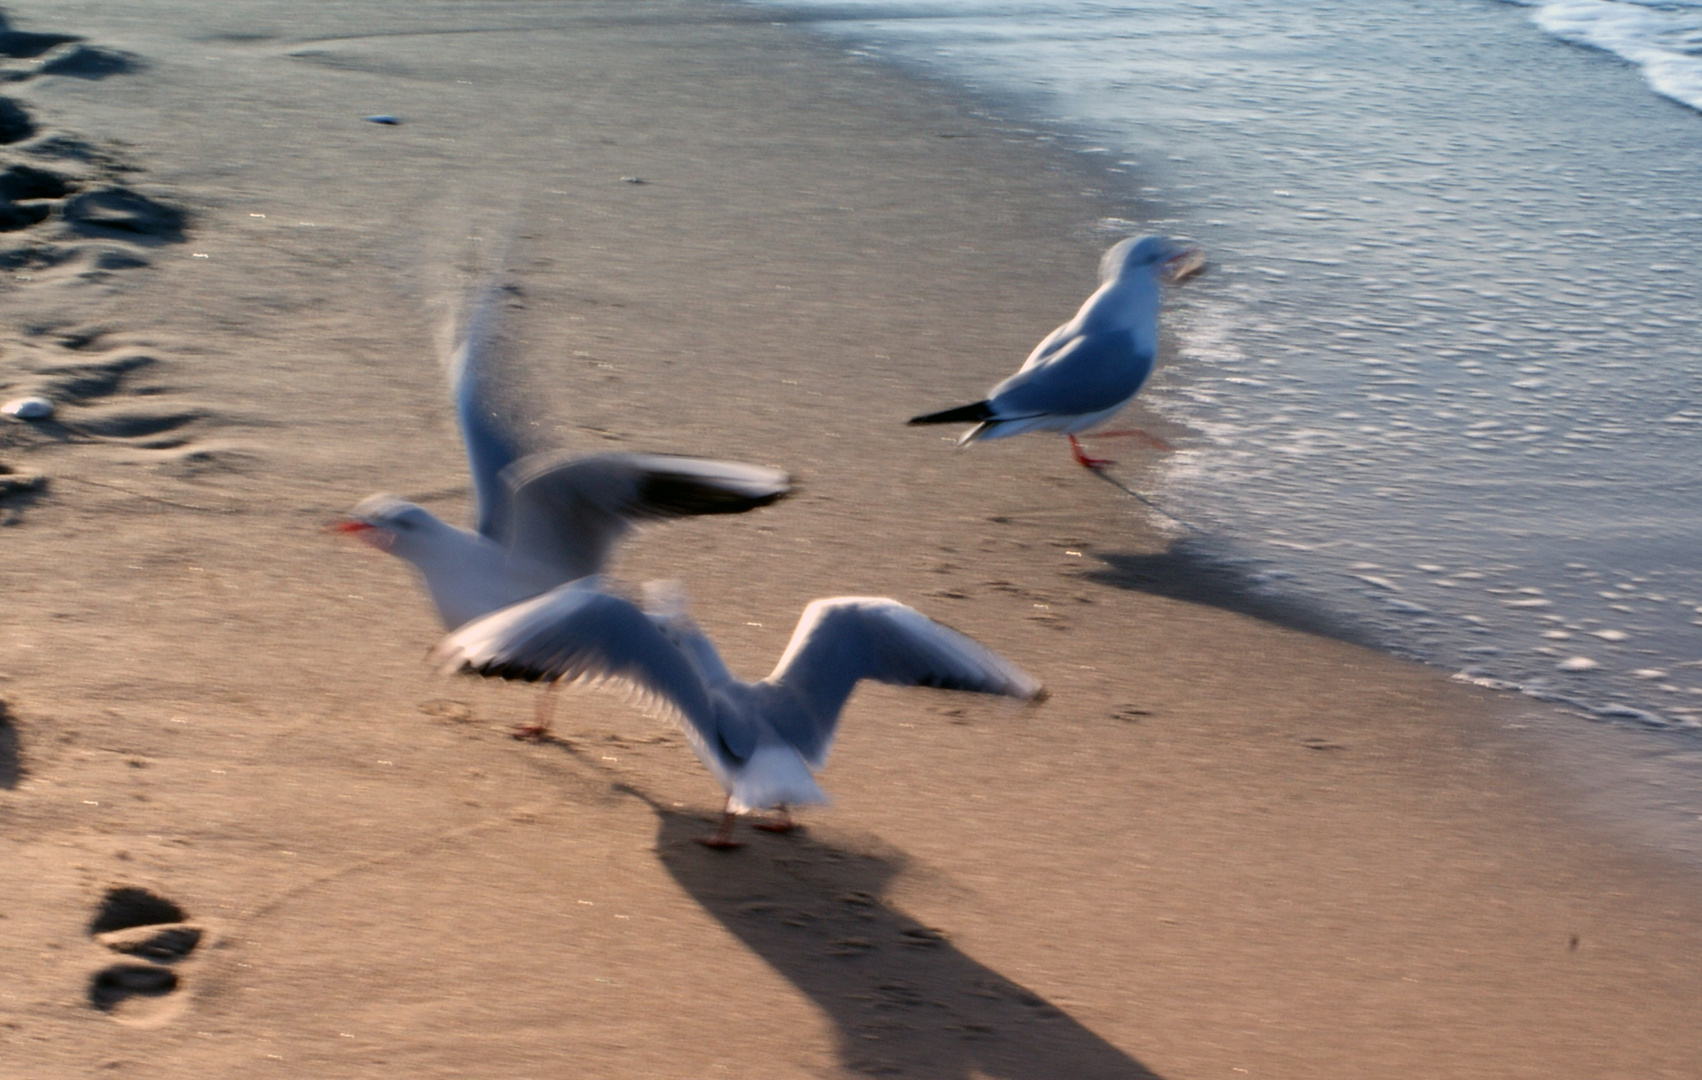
496 453 791 582
429 584 755 758
445 276 791 582
760 598 1044 767
430 588 1040 780
449 276 530 538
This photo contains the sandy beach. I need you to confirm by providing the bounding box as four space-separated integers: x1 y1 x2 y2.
1 2 1699 1076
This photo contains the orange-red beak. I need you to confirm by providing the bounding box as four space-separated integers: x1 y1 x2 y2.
1165 248 1207 284
330 518 392 551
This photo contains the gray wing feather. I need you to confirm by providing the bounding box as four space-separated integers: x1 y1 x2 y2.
429 585 748 759
988 329 1152 420
1015 317 1077 374
450 278 529 538
496 452 790 582
760 598 1043 767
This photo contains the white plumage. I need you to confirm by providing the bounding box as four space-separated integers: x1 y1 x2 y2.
431 587 1044 830
909 235 1200 468
341 275 790 632
339 275 789 738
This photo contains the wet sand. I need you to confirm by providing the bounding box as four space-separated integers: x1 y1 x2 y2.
0 2 1698 1076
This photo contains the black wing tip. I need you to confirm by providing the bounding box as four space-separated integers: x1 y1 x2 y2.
908 401 994 426
457 658 549 684
638 472 792 517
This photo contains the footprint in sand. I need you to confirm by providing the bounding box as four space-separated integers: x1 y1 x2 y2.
2 339 199 443
0 14 139 82
0 14 181 284
0 458 45 520
1 332 234 512
0 131 188 278
86 886 204 1023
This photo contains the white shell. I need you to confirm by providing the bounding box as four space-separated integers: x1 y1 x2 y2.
1 396 54 420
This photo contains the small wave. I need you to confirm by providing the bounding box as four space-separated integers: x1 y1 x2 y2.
1502 0 1702 112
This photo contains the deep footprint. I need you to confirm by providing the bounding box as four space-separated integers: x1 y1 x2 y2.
0 18 79 61
0 162 69 230
86 887 201 1017
102 924 202 961
88 964 177 1012
0 97 29 143
89 886 187 934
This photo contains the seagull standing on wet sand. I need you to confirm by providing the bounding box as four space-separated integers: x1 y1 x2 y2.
908 235 1202 469
338 277 791 738
430 583 1044 848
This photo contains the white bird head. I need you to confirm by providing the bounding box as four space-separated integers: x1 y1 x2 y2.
1099 234 1194 284
336 495 450 559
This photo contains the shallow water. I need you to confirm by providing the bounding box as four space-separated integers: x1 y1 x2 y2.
755 0 1702 732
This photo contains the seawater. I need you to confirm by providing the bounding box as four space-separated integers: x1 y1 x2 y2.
754 0 1702 734
1504 0 1702 113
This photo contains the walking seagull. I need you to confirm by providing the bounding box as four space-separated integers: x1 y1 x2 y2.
338 277 791 737
909 235 1201 469
430 584 1044 847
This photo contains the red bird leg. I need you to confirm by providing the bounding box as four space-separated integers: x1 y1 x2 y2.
1069 434 1114 470
697 798 744 850
753 805 797 833
511 681 560 741
1089 428 1176 451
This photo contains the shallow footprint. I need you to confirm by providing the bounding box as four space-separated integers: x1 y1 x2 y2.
62 187 185 243
70 405 202 439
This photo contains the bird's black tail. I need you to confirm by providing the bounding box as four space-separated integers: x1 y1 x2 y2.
907 400 994 426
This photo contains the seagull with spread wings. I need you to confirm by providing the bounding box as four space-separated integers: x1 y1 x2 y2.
432 583 1044 847
338 277 791 738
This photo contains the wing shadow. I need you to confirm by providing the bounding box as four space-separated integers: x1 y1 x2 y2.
640 796 1164 1079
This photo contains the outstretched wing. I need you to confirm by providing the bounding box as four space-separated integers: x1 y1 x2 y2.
449 276 530 538
429 584 755 762
494 452 791 583
760 598 1043 768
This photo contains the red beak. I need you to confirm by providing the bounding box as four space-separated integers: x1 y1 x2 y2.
330 519 392 551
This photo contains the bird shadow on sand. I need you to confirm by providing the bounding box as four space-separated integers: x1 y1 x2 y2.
623 787 1163 1080
0 700 22 789
1084 539 1375 647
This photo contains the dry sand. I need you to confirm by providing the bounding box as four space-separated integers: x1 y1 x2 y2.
1 2 1698 1077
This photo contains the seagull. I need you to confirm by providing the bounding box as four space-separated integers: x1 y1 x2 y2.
339 277 791 737
430 583 1045 847
908 235 1202 469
